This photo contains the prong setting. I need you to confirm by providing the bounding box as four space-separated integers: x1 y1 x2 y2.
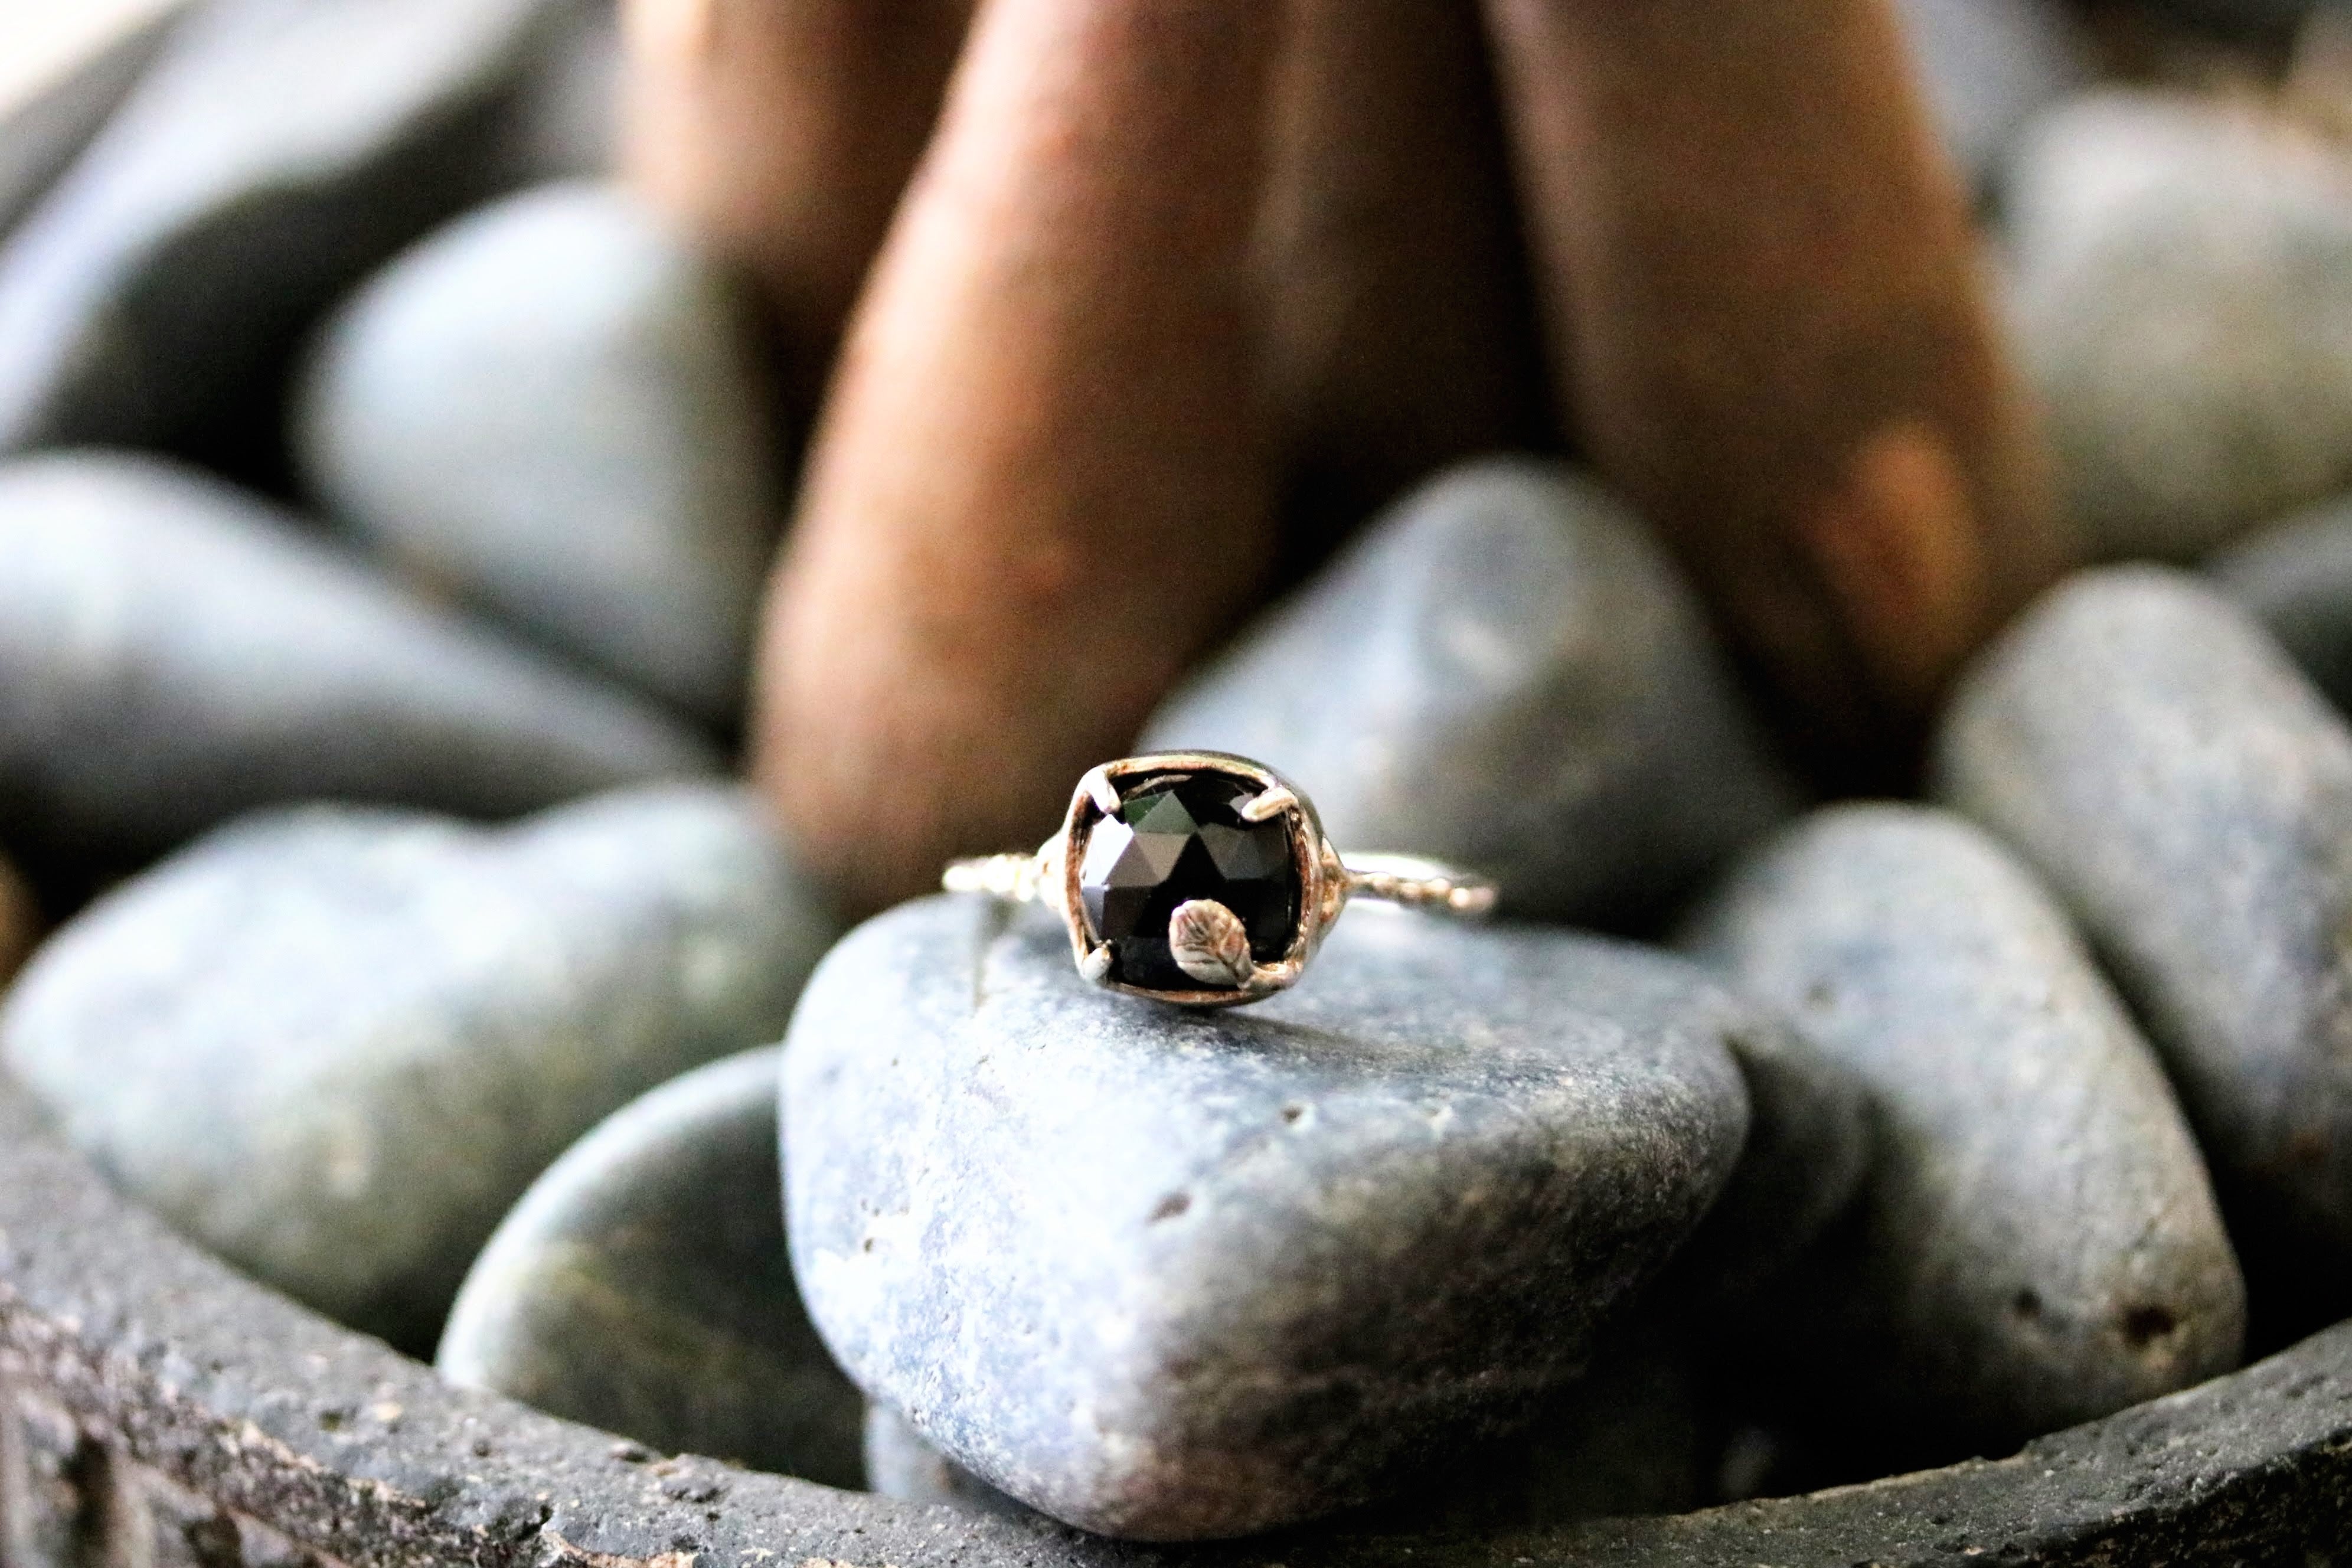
1240 785 1298 824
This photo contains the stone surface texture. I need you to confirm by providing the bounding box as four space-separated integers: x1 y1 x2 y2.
440 1048 861 1486
0 452 713 874
1937 566 2352 1309
298 181 780 726
2209 491 2352 715
0 783 835 1353
1142 459 1798 929
783 894 1753 1540
2003 91 2352 559
0 0 579 473
1685 803 2245 1449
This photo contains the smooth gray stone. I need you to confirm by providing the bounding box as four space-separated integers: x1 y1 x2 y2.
0 452 715 871
1142 459 1798 930
0 5 181 239
439 1049 862 1486
0 783 837 1353
1893 0 2089 191
2208 492 2352 714
0 0 577 472
783 894 1754 1540
864 1406 1033 1518
1936 567 2352 1304
2003 91 2352 560
1684 802 2245 1448
298 182 781 726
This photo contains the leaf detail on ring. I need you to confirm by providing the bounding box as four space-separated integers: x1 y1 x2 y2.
1169 899 1254 988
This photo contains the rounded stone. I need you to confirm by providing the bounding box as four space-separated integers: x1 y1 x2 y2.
1141 458 1798 930
782 894 1754 1540
2207 490 2352 715
0 782 838 1353
440 1049 863 1486
0 451 716 877
1684 803 2246 1452
1936 566 2352 1318
2003 91 2352 559
296 181 783 726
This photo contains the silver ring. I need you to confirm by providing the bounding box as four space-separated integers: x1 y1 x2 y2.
943 751 1497 1007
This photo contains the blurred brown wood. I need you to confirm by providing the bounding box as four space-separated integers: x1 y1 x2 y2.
0 851 37 987
620 0 974 410
1485 0 2069 773
1256 0 1553 571
753 0 1283 916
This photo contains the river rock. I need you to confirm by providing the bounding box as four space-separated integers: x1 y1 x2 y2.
440 1049 861 1484
0 0 578 475
2003 91 2352 559
0 452 714 874
1684 803 2245 1449
1936 566 2352 1313
0 783 838 1353
298 182 782 726
783 894 1753 1539
2208 492 2352 714
1893 0 2088 191
1141 459 1798 930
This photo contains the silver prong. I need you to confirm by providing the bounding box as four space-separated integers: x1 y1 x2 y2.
1082 766 1122 818
1080 944 1115 984
1240 785 1297 824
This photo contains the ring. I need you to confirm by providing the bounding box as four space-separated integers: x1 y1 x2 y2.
942 751 1498 1007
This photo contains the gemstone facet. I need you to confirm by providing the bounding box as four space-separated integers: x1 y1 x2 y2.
1077 772 1300 992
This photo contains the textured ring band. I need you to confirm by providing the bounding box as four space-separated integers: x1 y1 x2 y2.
943 752 1497 1007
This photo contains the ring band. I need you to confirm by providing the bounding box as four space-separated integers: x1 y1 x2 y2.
943 752 1497 1007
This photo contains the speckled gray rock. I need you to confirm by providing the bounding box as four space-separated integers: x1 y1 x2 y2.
0 783 837 1353
0 0 577 472
1937 567 2352 1306
440 1049 861 1485
0 452 714 872
2209 491 2352 714
783 894 1754 1540
1893 0 2089 191
1684 803 2245 1449
2003 92 2352 559
1142 459 1798 929
298 183 780 726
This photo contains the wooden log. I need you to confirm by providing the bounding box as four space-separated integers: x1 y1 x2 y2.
753 0 1284 915
619 0 975 407
1484 0 2069 773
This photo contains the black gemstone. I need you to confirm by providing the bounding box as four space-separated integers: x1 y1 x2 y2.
1077 772 1300 992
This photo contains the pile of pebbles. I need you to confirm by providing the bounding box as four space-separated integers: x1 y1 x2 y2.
5 0 2352 1549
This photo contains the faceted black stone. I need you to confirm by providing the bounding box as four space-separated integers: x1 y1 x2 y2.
1076 772 1300 992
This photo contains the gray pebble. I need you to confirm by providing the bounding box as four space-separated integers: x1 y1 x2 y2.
783 894 1753 1539
1936 567 2352 1305
439 1048 862 1486
1684 803 2244 1448
298 182 781 726
0 0 577 468
0 783 838 1353
1893 0 2089 192
1142 458 1798 929
2003 91 2352 559
0 452 715 871
2208 491 2352 714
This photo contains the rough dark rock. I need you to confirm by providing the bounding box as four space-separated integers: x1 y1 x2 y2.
1893 0 2089 191
1684 802 2245 1451
1937 566 2352 1318
2003 91 2352 559
2209 490 2352 714
439 1048 861 1485
783 894 1754 1539
297 182 780 727
1 1074 2351 1568
0 783 836 1353
0 4 179 239
0 0 581 478
0 451 715 875
1142 459 1798 929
